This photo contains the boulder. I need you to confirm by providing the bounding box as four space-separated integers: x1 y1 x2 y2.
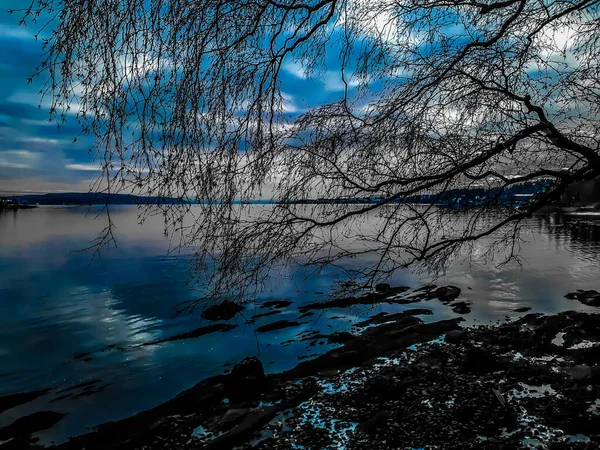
435 286 461 303
445 329 466 344
451 301 472 315
227 357 265 397
201 300 244 321
565 290 600 307
256 320 302 333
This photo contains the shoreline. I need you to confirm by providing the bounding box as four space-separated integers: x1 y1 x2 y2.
3 286 599 449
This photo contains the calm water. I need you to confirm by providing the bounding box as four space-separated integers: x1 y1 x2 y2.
1 206 599 445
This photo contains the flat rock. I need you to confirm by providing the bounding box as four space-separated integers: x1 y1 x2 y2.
201 300 244 321
143 323 237 345
298 286 412 312
256 320 302 333
261 300 293 309
0 389 51 414
0 411 66 440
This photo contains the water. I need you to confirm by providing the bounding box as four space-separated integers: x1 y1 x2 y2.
0 206 599 445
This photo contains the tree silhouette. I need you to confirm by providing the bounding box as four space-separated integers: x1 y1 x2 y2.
14 0 600 300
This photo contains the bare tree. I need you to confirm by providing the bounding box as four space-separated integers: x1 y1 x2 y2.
12 0 600 301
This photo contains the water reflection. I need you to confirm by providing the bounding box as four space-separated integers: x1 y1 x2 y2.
0 206 599 444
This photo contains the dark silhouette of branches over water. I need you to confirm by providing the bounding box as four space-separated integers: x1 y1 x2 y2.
11 0 600 303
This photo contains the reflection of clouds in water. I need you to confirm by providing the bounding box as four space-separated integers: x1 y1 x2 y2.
63 286 162 350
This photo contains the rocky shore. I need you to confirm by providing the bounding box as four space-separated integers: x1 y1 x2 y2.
2 287 600 449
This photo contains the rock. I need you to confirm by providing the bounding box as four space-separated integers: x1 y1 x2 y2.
0 389 51 414
375 283 391 292
298 285 411 312
217 408 250 431
0 411 66 440
563 365 592 381
261 300 293 309
462 347 501 374
143 323 237 345
249 310 281 321
450 301 471 315
230 357 264 383
328 332 354 344
445 329 466 344
298 312 314 320
256 320 302 333
201 300 244 321
435 286 461 303
227 357 266 398
513 307 532 313
565 290 600 307
579 290 600 307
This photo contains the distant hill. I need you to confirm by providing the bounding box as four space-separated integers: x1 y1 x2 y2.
6 192 189 206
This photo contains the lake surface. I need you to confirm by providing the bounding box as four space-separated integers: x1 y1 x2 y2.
1 205 599 445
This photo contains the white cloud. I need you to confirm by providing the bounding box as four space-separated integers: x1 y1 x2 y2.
0 25 36 40
283 60 309 79
20 118 55 126
19 137 66 145
281 92 305 114
323 71 362 92
0 150 40 169
65 163 100 171
8 91 85 115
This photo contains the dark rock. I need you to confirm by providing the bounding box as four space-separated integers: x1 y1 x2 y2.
143 323 237 345
513 307 532 313
216 408 250 431
445 329 466 343
0 389 51 414
579 290 600 307
298 285 411 312
375 283 391 292
563 365 592 381
226 357 266 399
355 309 432 328
201 300 244 321
328 332 354 344
451 301 471 315
435 286 461 303
565 290 600 307
55 379 101 395
0 411 66 440
297 311 314 320
462 347 501 374
256 320 302 333
261 300 293 309
230 357 264 382
249 310 281 321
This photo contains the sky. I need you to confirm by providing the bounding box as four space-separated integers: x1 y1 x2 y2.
0 2 374 195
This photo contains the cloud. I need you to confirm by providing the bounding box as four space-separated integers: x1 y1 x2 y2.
19 136 66 145
65 163 101 171
0 24 36 41
322 71 362 92
0 149 40 169
281 92 305 114
283 60 309 80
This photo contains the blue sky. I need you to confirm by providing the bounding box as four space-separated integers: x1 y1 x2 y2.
0 2 372 194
